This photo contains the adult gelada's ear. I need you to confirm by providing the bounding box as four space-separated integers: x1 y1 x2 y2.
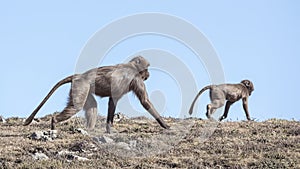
241 80 249 87
135 57 140 64
245 80 250 87
129 56 140 64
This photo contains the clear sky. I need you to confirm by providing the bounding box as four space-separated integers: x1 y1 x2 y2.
1 1 299 121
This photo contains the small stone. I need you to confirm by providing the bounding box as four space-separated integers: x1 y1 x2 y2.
58 150 72 156
129 140 137 148
72 155 89 161
63 153 89 161
29 130 57 141
75 128 89 135
47 130 58 139
116 142 131 150
114 112 128 122
92 137 100 142
0 116 6 123
98 136 114 143
32 152 49 160
30 131 44 140
69 142 85 153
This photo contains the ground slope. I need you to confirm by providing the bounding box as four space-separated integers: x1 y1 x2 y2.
0 116 299 169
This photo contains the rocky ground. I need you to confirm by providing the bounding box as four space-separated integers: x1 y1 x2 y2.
0 114 299 169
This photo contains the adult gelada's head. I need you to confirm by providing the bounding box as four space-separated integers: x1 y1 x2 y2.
129 56 150 72
241 79 254 96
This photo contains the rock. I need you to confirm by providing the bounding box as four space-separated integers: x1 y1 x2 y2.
114 112 128 122
0 116 6 123
47 130 58 139
30 131 44 140
92 137 100 142
75 128 89 135
98 136 114 144
58 150 73 156
58 150 89 161
71 155 89 161
69 142 85 153
29 130 57 141
129 140 137 148
116 142 131 150
31 118 40 124
32 152 49 160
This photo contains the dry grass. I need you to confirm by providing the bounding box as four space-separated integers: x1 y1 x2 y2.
0 116 299 169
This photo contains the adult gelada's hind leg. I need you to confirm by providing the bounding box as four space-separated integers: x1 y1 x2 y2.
83 94 98 130
206 104 213 119
206 99 225 120
51 80 90 130
206 87 225 120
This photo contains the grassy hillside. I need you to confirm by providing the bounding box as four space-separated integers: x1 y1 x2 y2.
0 116 299 168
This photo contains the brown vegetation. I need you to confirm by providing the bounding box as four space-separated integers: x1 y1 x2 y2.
0 116 299 168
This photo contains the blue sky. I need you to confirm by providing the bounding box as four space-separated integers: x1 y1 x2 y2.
1 1 299 121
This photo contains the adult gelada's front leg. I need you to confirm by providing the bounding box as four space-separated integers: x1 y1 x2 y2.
219 101 234 121
242 97 251 121
133 78 169 129
148 107 170 129
106 97 117 133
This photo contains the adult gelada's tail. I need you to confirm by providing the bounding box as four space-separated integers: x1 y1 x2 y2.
188 85 212 115
23 75 73 126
